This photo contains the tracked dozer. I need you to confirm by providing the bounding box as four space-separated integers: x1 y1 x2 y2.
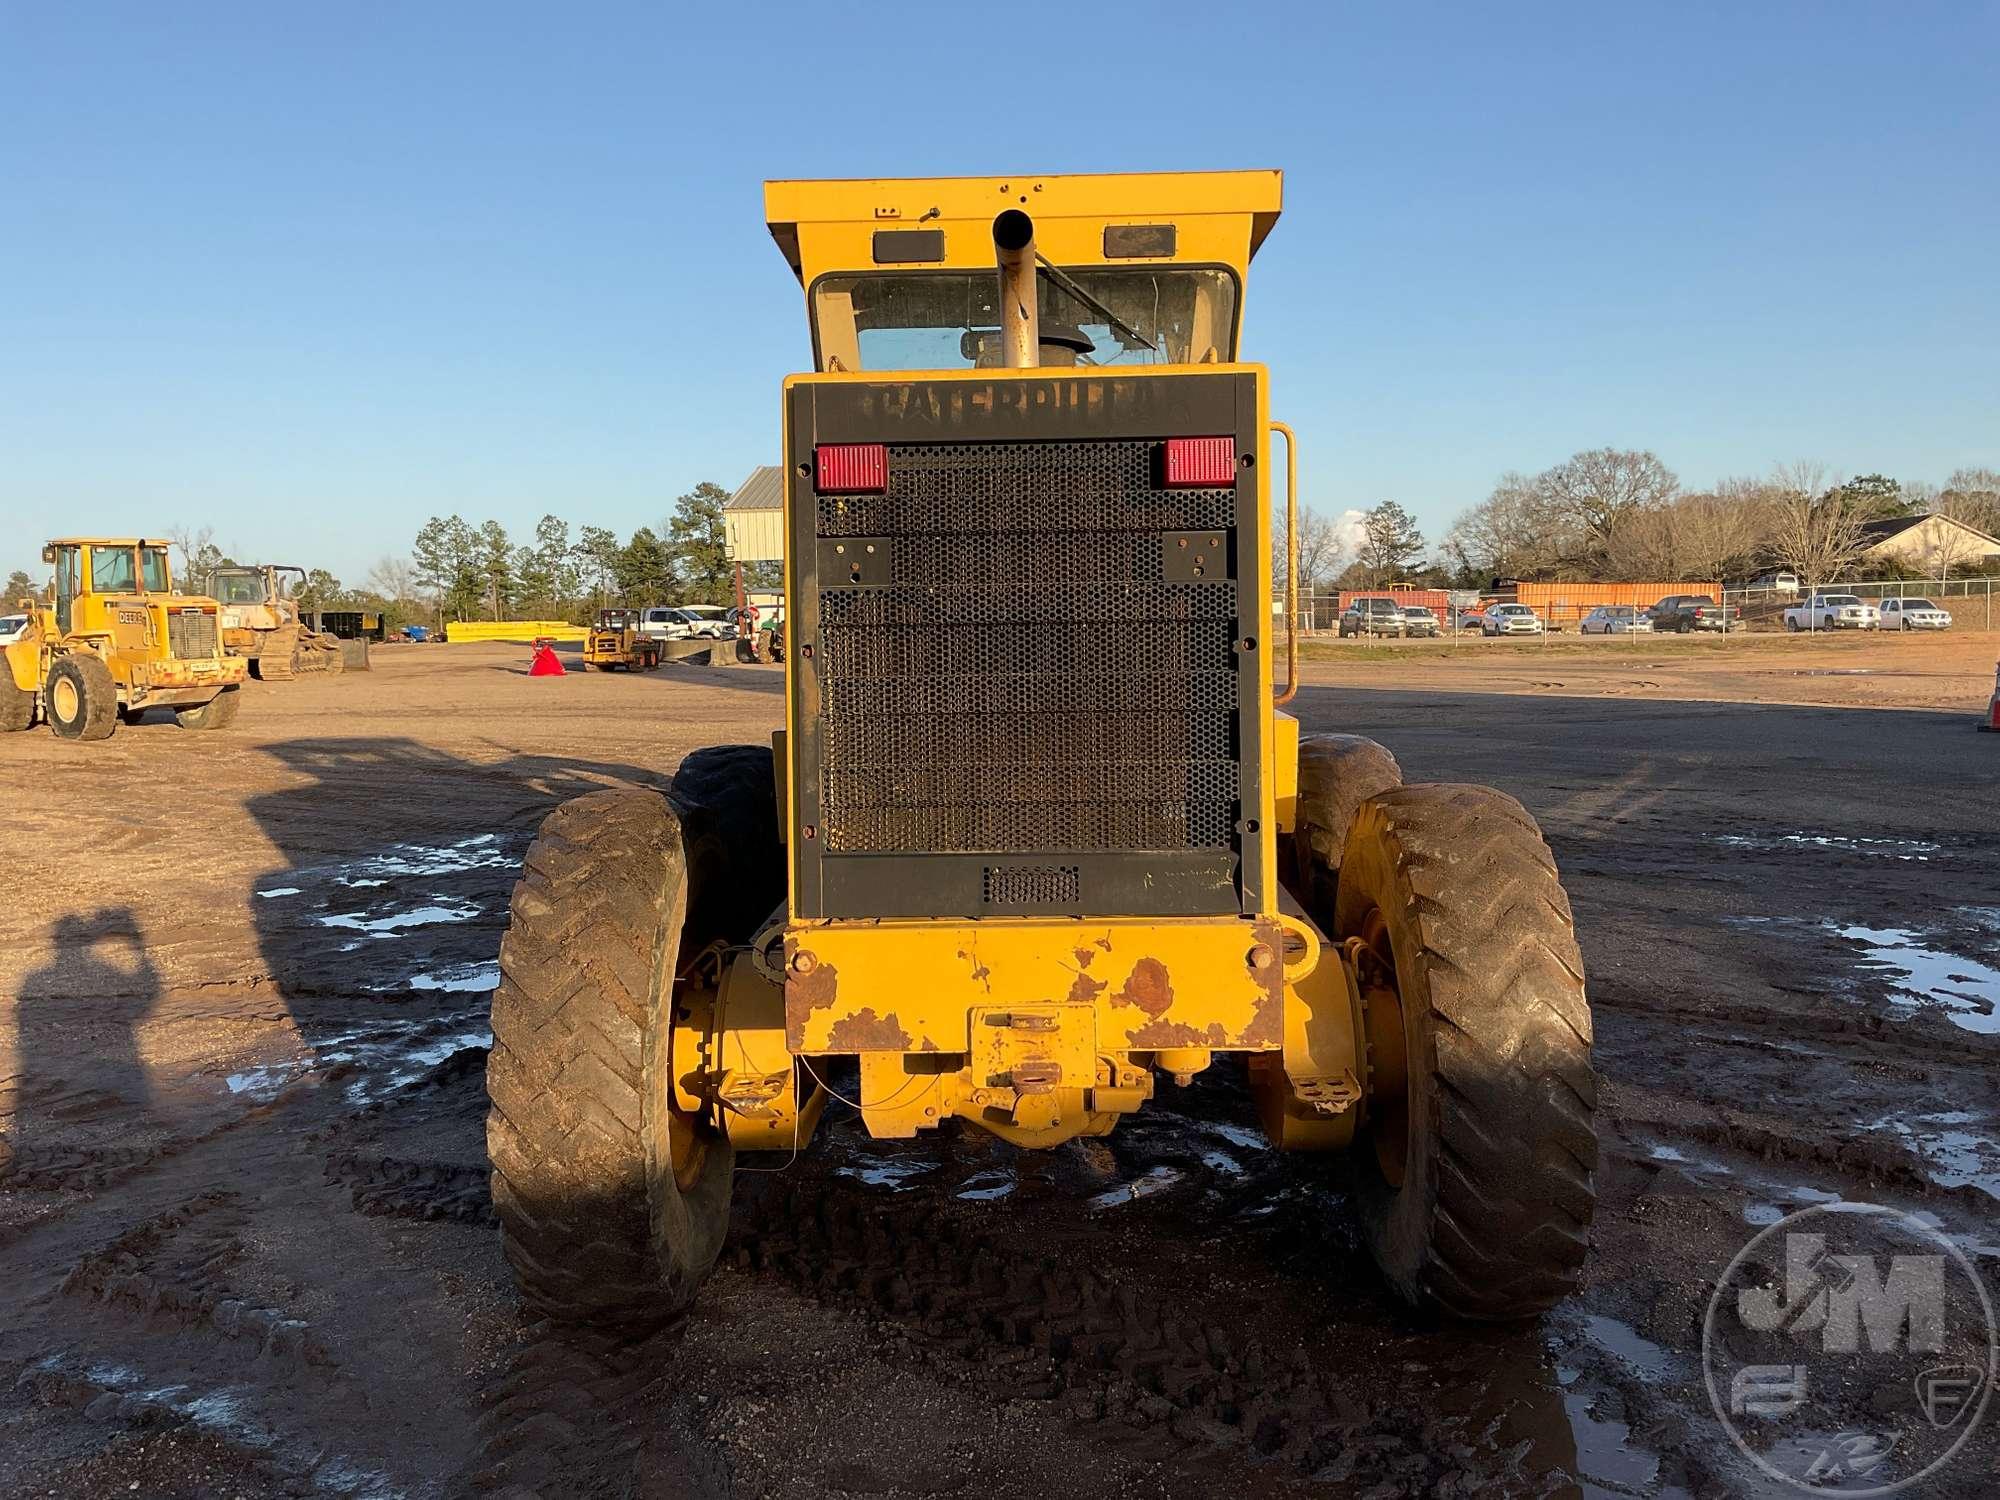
484 172 1597 1329
208 564 345 679
2 538 247 739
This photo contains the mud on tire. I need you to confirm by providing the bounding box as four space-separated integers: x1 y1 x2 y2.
45 653 119 741
1336 783 1597 1320
485 789 733 1330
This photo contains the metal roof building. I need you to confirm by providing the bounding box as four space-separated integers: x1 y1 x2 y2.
724 466 784 564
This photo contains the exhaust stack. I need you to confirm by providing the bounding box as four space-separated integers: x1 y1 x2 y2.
993 210 1038 368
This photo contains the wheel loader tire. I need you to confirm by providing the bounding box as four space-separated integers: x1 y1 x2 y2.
175 685 241 730
486 789 735 1330
1 676 34 732
45 655 118 741
1291 734 1402 924
1335 784 1596 1320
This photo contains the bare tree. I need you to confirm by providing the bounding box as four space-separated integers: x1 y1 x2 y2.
1273 506 1353 627
1445 471 1575 581
1601 505 1681 580
1675 486 1771 586
1940 466 2000 539
167 524 214 587
1539 448 1680 556
366 555 419 604
1765 461 1870 588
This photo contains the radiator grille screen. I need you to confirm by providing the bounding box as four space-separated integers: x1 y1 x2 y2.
816 439 1240 856
168 611 218 660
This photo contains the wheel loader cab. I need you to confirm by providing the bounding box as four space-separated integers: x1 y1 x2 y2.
483 172 1598 1334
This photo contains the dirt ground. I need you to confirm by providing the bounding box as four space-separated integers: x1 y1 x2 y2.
2 634 1995 1499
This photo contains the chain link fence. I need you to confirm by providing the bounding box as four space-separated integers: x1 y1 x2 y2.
1284 577 1997 640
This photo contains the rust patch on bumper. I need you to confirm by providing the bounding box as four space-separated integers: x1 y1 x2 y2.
784 961 839 1051
1236 918 1289 1048
1112 957 1174 1018
824 1007 913 1053
1067 971 1106 1004
1126 1018 1229 1049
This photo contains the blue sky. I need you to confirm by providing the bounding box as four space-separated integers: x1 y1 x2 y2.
4 2 1995 585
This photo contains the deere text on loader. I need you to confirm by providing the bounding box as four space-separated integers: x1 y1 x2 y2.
3 538 248 740
484 172 1596 1331
207 563 345 679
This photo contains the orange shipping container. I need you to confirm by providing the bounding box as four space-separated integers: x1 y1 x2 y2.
1511 580 1720 625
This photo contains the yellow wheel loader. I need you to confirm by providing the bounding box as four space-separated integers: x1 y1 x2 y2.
207 564 345 679
581 608 665 672
2 539 248 741
485 173 1596 1331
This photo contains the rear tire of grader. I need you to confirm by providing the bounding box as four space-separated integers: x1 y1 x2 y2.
485 746 780 1330
1334 784 1597 1320
1291 734 1402 922
44 655 119 741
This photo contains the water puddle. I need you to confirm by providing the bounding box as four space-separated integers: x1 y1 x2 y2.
954 1167 1016 1201
1579 1313 1677 1382
833 1151 936 1192
1867 1110 2000 1200
257 886 303 899
1086 1164 1182 1210
1830 921 2000 1034
1561 1389 1664 1493
1714 832 1938 861
316 901 481 936
224 1064 303 1101
326 833 513 883
401 961 502 994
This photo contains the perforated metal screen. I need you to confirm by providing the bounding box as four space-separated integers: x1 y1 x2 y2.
814 439 1241 858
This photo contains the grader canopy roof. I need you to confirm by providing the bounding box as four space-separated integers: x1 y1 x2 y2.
766 172 1282 372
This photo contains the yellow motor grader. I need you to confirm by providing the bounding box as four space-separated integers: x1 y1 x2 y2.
2 538 247 740
207 564 345 679
485 172 1597 1330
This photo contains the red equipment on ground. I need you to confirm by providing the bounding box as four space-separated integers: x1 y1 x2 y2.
529 638 566 677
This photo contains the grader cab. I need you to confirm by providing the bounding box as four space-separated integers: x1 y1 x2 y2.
2 538 248 740
485 172 1596 1330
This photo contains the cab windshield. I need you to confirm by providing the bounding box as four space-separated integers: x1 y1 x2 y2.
92 547 138 593
213 573 268 605
811 267 1239 372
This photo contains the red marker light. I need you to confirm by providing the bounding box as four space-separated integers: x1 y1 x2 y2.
815 443 888 493
1162 436 1236 488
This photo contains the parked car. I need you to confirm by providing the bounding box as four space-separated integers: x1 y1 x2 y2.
1580 605 1653 635
1338 597 1408 637
1783 594 1880 631
0 612 31 645
1480 603 1545 636
1878 597 1952 631
1400 606 1440 638
1646 595 1740 633
676 604 737 639
1747 571 1800 595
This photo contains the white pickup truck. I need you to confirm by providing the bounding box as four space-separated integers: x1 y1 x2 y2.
1783 593 1880 631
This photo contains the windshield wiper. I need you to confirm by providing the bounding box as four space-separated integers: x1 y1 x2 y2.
1033 254 1158 353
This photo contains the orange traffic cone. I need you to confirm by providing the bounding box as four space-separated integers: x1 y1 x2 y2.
1982 659 2000 733
529 639 566 677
